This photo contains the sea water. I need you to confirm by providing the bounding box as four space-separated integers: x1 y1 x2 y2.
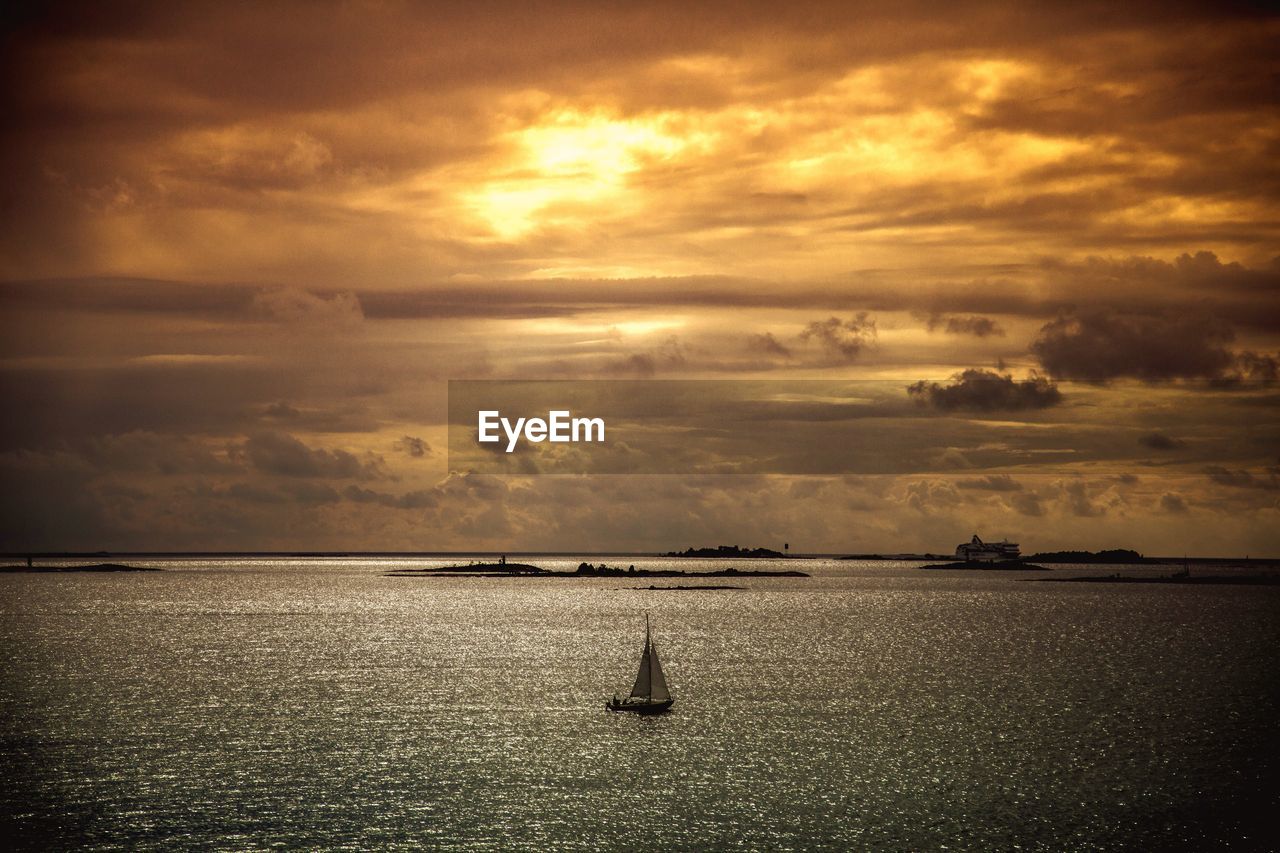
2 558 1277 850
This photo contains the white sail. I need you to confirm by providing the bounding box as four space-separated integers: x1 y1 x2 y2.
647 642 671 702
611 614 674 711
627 615 672 701
629 632 652 698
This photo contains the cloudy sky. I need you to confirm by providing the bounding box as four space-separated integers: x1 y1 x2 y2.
2 1 1277 554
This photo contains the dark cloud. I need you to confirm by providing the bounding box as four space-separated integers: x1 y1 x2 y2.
1233 351 1279 382
342 485 438 509
1058 480 1105 517
3 256 1277 331
240 431 384 480
360 291 588 320
222 481 349 506
1204 465 1279 490
746 331 791 358
0 362 293 449
1138 432 1185 451
225 482 289 504
956 474 1023 491
799 314 876 361
0 277 256 318
603 336 688 376
905 479 962 512
1031 310 1236 381
262 401 302 420
250 289 363 325
1160 492 1189 513
0 277 589 322
1009 491 1045 517
907 369 1062 411
394 436 431 458
258 401 380 433
82 430 231 475
435 470 509 502
925 314 1005 337
281 481 344 505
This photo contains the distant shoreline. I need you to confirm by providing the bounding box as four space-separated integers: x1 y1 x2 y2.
0 563 159 574
385 562 809 578
1030 574 1280 586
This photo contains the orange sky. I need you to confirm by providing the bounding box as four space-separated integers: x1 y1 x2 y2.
2 2 1278 553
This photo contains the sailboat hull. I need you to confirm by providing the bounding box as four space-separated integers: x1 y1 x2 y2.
606 698 674 715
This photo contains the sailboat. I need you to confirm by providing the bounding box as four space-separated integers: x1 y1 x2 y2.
607 613 674 714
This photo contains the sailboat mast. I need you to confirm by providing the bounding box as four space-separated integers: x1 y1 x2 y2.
644 612 652 698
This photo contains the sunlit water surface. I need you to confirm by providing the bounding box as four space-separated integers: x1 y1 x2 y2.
2 558 1277 850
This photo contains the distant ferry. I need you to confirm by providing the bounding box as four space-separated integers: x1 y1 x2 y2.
955 534 1021 562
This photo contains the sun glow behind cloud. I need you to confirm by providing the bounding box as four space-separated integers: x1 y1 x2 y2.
433 56 1135 278
462 109 714 239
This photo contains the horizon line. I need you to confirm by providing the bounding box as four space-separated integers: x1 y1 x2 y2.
3 550 1277 563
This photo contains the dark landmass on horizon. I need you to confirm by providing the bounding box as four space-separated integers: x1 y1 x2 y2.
385 561 809 578
1028 549 1146 563
666 545 789 558
1032 574 1280 586
0 563 160 573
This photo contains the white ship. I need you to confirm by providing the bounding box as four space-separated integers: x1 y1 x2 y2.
955 534 1021 563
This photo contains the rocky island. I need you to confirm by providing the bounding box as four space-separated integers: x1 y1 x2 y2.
386 560 807 578
665 545 789 558
1026 549 1147 564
